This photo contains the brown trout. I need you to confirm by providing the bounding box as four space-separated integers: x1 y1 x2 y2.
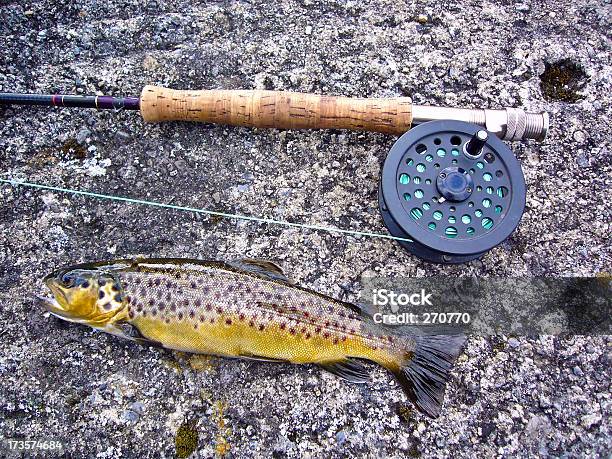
39 258 465 417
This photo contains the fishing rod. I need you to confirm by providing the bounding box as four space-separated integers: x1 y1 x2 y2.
0 86 551 263
0 86 548 141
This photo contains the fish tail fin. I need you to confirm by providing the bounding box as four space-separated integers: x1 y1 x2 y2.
392 334 466 418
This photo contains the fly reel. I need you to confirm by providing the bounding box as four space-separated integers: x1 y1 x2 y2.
379 120 526 264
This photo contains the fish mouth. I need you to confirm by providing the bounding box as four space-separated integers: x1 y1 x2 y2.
38 278 74 320
44 278 68 304
36 294 69 317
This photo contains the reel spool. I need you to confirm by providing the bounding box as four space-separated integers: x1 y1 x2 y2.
379 120 526 264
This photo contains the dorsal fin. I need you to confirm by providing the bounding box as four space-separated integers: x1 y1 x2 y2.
230 259 290 283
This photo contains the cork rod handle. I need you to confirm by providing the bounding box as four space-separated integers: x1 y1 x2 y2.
139 85 413 135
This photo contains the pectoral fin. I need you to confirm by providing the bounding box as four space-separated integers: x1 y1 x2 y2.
104 321 163 347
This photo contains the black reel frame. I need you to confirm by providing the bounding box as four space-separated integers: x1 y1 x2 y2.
379 120 526 264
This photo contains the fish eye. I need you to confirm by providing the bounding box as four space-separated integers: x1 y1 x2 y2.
60 271 90 288
61 272 76 287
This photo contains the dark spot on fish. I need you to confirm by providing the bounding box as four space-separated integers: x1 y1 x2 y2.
128 311 134 319
341 325 346 331
315 327 321 334
249 320 255 327
189 311 195 319
166 280 172 288
195 299 201 307
114 294 123 303
165 318 170 324
259 325 264 331
210 318 215 324
111 284 120 292
205 304 212 311
151 309 157 316
333 338 339 344
328 306 334 313
225 318 232 325
333 322 339 328
341 336 347 342
190 282 197 289
305 333 311 339
154 279 161 286
166 293 172 301
183 299 189 308
239 314 245 321
98 291 105 299
81 281 90 289
178 312 183 320
102 302 111 310
202 286 210 293
323 332 330 339
289 328 296 335
142 311 147 317
175 273 181 279
199 315 205 322
126 296 132 303
303 311 310 318
301 327 306 334
170 304 177 312
216 307 223 314
339 312 345 318
159 303 165 311
134 278 141 285
214 292 222 300
99 279 106 286
350 328 356 334
325 321 330 327
136 304 143 312
280 323 286 330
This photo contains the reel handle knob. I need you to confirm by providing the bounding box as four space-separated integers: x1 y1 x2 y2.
465 129 488 158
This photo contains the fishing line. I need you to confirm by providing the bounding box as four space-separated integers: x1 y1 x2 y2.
0 178 413 243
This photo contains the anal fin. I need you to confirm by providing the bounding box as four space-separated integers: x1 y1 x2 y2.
319 359 371 384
